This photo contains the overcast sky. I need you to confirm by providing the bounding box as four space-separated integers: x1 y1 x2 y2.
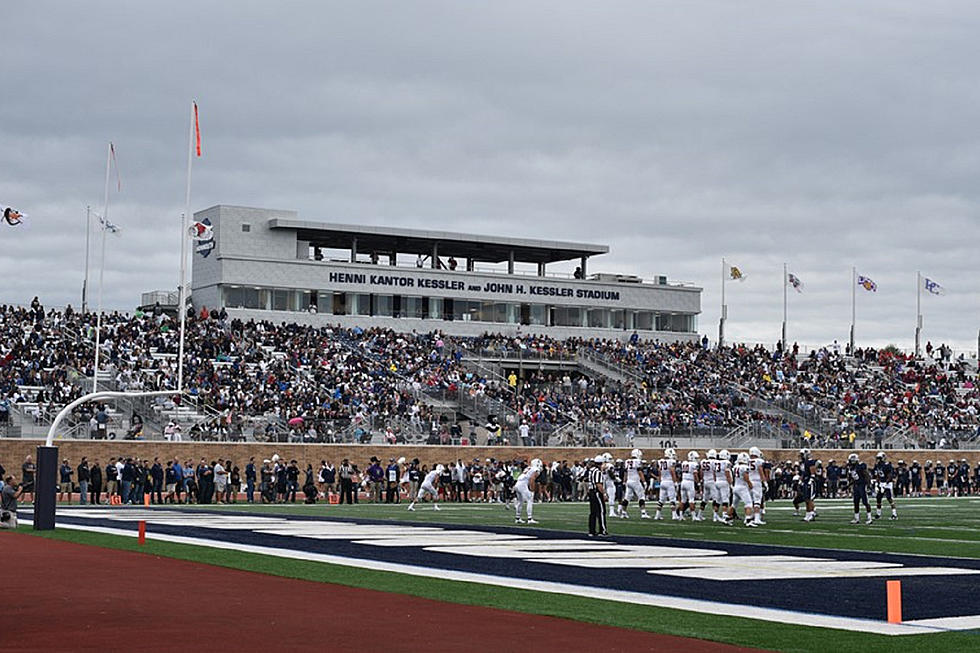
3 2 979 351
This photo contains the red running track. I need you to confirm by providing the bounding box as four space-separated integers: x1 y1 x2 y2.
5 533 763 652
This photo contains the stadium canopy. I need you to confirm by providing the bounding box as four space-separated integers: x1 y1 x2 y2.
268 218 608 266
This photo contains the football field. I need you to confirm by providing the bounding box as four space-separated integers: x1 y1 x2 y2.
13 495 980 652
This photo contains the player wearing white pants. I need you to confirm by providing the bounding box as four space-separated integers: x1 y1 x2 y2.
514 459 542 524
679 451 701 520
730 453 757 527
712 450 733 522
699 451 716 521
619 449 650 519
747 447 768 525
654 449 679 520
407 466 443 511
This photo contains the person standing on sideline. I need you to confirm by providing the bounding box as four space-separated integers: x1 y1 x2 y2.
21 455 35 503
245 457 257 503
104 458 117 503
385 458 400 503
58 459 74 504
587 456 608 536
77 458 90 506
150 458 164 505
338 458 354 504
89 458 103 505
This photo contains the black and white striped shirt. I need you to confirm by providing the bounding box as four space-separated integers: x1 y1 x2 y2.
588 467 603 491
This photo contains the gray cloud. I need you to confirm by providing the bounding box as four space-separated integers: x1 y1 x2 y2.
2 1 979 351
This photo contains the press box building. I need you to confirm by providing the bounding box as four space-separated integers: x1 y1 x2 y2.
191 205 701 340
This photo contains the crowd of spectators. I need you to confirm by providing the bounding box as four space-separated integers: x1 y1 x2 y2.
2 299 979 448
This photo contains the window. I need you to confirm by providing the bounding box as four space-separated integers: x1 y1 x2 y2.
587 308 610 329
552 306 584 327
373 294 394 317
222 286 263 309
427 297 443 320
402 296 424 319
350 294 371 316
272 289 290 311
528 304 547 326
241 224 251 233
634 311 654 331
494 302 517 324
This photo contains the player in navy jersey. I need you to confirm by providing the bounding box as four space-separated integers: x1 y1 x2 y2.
798 448 818 522
873 451 897 520
847 453 874 524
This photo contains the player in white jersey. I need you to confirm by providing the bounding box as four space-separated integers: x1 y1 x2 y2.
679 451 702 520
730 453 757 527
514 459 542 524
407 464 443 511
699 450 717 522
604 461 619 517
619 449 651 519
747 447 768 526
712 449 733 523
654 448 678 520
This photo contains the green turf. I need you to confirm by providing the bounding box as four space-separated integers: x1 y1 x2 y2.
158 495 980 559
10 525 980 653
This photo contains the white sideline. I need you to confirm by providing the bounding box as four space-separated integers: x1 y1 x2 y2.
21 517 972 636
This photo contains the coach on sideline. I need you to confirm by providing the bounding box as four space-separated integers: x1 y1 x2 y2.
588 456 608 537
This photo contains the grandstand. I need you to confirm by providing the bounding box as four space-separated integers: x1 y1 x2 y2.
2 299 979 450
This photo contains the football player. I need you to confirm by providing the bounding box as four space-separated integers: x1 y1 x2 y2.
731 452 757 527
847 453 874 524
799 448 818 522
514 459 541 524
679 451 701 521
407 464 443 511
700 449 718 521
604 455 619 518
747 447 768 526
620 448 651 519
654 448 679 520
713 449 733 523
873 451 898 520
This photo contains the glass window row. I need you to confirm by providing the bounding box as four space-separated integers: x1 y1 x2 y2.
220 286 695 332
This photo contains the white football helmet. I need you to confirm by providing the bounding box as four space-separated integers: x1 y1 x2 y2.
847 453 859 464
736 452 750 464
531 458 543 470
749 446 762 458
876 451 886 460
719 449 730 460
397 457 406 465
707 449 718 459
631 448 643 460
602 452 614 463
687 451 700 461
800 448 811 458
665 448 676 460
435 464 445 473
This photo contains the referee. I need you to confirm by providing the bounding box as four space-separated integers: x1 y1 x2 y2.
587 456 608 536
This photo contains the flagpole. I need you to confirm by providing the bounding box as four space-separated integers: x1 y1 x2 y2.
82 205 91 313
849 266 856 354
915 271 921 358
782 262 787 349
92 143 112 393
719 257 726 349
177 100 195 392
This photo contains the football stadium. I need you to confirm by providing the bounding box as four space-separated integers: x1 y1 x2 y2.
5 4 980 653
